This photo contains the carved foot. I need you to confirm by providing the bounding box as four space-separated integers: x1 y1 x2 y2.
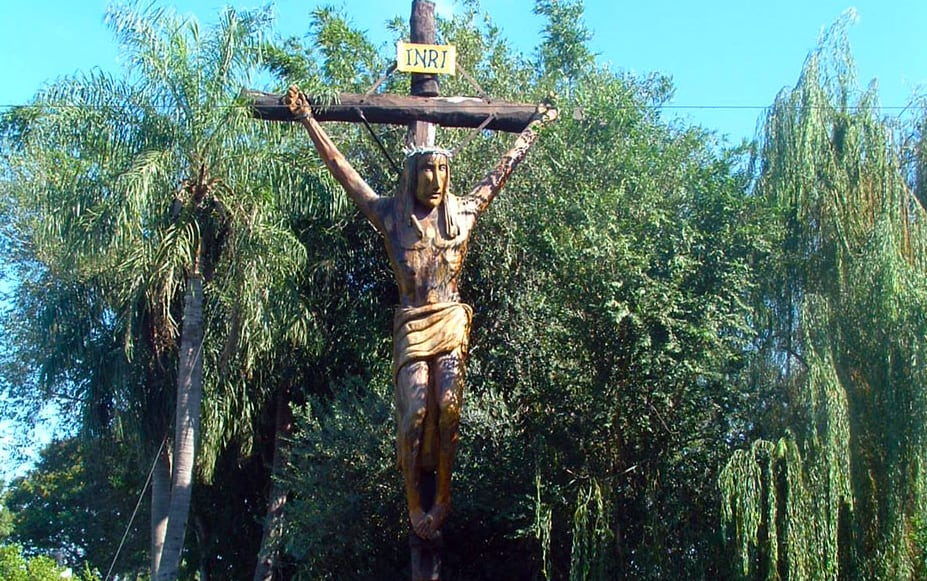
410 508 436 540
423 502 450 537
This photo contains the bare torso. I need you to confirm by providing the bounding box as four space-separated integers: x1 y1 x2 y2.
377 196 477 308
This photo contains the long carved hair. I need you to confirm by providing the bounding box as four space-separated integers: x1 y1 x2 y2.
394 150 460 246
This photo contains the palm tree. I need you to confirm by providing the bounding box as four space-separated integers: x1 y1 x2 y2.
1 4 328 578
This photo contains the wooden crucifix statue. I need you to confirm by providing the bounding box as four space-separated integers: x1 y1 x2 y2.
284 85 556 541
249 3 556 578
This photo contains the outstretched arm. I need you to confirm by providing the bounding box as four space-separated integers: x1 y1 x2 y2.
286 86 384 230
467 104 558 215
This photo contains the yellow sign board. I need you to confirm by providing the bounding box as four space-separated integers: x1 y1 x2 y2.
396 41 457 75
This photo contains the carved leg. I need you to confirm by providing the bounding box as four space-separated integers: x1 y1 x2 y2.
425 352 464 536
396 360 431 538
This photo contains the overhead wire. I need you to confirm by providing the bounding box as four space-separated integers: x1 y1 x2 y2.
0 103 915 112
104 434 168 581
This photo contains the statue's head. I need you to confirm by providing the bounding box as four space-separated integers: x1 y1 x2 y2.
403 146 452 210
397 146 459 239
414 151 450 209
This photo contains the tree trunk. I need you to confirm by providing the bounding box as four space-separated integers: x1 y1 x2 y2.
150 441 172 580
157 271 206 580
253 386 294 581
193 513 210 581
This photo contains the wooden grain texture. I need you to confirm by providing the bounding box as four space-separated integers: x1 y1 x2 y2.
243 90 541 133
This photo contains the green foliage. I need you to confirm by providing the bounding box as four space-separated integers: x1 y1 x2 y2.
309 6 385 91
282 378 404 579
533 0 594 85
186 444 271 579
911 98 927 211
1 437 147 577
720 12 927 580
0 544 72 581
915 514 927 574
463 70 758 578
0 504 12 542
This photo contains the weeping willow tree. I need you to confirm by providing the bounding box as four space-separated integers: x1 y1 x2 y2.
720 12 927 579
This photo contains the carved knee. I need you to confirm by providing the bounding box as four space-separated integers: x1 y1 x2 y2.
402 403 428 435
437 393 460 428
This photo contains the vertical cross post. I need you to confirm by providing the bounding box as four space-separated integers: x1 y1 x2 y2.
407 0 438 148
406 10 442 581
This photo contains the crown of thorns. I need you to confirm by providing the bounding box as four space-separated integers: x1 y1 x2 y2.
403 146 453 159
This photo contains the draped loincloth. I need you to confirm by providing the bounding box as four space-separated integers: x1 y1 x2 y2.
392 302 473 470
392 302 473 381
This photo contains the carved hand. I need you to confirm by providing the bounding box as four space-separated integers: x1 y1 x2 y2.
285 85 313 121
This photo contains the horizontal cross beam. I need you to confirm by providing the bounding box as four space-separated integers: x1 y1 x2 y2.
242 90 544 133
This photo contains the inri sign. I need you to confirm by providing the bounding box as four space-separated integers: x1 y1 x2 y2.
396 41 457 75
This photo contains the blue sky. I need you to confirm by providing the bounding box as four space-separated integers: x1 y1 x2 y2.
0 0 924 143
0 1 924 477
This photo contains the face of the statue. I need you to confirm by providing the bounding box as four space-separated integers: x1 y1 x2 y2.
414 153 449 210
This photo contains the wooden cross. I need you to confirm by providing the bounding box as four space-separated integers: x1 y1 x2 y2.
244 2 545 138
247 3 553 580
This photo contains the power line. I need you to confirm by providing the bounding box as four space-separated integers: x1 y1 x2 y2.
104 434 167 581
0 103 916 112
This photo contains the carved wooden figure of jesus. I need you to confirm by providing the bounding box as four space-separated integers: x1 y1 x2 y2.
286 86 554 540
